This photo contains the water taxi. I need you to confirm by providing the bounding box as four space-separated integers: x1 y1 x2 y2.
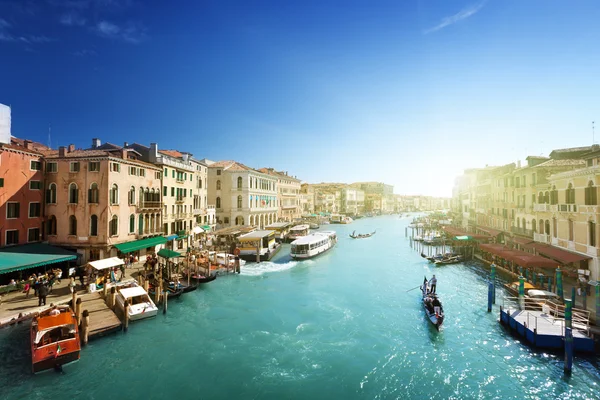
115 284 158 321
31 305 81 373
290 231 337 259
265 222 292 242
237 230 281 261
288 224 310 241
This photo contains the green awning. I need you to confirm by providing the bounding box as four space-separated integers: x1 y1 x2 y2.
157 248 181 258
0 243 77 275
178 235 188 240
177 230 186 236
114 236 167 254
201 225 211 231
455 235 473 241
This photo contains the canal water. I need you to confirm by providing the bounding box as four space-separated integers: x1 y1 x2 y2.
1 215 599 399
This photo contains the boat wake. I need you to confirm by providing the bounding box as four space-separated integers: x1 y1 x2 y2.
240 260 300 276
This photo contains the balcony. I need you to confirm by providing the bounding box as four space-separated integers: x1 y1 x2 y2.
193 208 204 215
586 245 600 257
176 178 185 183
533 232 550 244
557 204 577 213
138 201 162 210
579 205 600 213
511 227 533 238
175 197 185 204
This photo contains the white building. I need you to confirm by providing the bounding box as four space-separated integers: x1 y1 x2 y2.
258 168 302 222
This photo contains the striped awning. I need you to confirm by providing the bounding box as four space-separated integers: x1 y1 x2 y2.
0 243 77 275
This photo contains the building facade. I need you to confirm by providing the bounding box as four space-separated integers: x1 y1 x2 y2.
44 144 163 262
207 160 278 229
258 168 302 222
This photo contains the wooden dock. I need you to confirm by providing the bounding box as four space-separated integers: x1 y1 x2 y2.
79 292 122 338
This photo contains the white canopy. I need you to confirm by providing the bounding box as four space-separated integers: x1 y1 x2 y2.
193 226 204 234
89 257 125 270
119 286 148 299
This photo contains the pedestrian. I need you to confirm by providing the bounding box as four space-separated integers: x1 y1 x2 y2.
48 276 55 294
38 283 48 306
430 275 437 294
119 264 126 281
56 268 63 284
69 276 76 294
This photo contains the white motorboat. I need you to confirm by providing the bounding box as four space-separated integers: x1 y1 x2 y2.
115 284 158 321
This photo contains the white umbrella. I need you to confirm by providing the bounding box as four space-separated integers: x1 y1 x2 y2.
193 226 204 234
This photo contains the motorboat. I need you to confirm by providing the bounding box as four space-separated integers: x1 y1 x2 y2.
291 231 337 259
116 284 158 321
288 224 311 241
31 305 81 373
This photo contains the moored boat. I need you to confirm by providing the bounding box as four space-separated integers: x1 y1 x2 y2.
420 280 444 330
31 305 81 373
116 284 159 321
237 230 281 261
290 230 337 259
189 273 217 283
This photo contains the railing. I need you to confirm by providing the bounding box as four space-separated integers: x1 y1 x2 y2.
138 201 162 210
533 232 550 243
510 227 533 238
176 178 185 183
193 208 203 215
175 197 185 204
207 205 216 210
558 204 577 213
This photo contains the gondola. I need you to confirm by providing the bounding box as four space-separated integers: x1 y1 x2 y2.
191 274 217 284
420 279 444 330
433 255 463 265
168 281 199 293
148 284 184 300
349 230 376 239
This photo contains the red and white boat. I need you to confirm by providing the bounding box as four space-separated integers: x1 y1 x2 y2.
31 306 81 373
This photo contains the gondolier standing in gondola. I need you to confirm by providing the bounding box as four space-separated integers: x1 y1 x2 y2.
429 275 437 294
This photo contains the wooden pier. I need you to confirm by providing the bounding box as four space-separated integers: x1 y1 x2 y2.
78 292 122 339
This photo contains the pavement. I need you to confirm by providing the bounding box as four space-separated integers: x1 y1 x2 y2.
0 262 145 326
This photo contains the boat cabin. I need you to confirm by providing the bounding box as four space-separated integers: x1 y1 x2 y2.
237 230 280 261
31 307 81 373
288 224 310 240
210 225 257 251
265 222 292 242
330 214 343 224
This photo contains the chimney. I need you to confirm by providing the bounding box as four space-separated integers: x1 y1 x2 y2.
59 146 67 157
24 139 33 150
149 142 158 162
123 142 129 148
91 138 101 148
122 148 128 159
182 153 189 162
68 144 75 153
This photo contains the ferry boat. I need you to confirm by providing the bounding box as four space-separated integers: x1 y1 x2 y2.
115 284 158 321
265 222 292 242
31 305 81 373
237 230 281 261
290 231 337 259
288 224 310 241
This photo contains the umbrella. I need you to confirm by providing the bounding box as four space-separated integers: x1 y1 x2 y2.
193 226 204 234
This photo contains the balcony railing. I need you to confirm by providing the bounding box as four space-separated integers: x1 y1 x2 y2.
193 208 203 215
511 227 533 238
207 205 215 210
175 197 185 204
533 232 550 244
557 204 577 213
176 178 185 183
138 201 162 210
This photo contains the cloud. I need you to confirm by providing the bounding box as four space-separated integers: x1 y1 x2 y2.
73 48 98 56
94 20 147 44
60 12 87 26
0 17 55 44
424 1 487 34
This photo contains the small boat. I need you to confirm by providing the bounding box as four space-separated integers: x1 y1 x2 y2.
291 231 337 259
31 305 81 373
420 280 444 330
434 255 463 265
309 223 320 229
189 274 217 284
116 284 158 321
349 230 376 239
168 280 199 293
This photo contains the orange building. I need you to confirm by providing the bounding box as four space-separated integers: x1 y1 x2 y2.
0 139 46 246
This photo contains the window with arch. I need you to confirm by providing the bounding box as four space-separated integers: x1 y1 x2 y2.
237 195 242 209
129 214 135 233
216 180 221 190
89 183 99 204
237 176 243 189
589 220 596 247
47 183 57 204
585 181 597 205
539 219 544 234
47 215 57 235
129 186 136 205
249 177 253 188
216 197 221 208
110 184 119 205
522 218 526 231
566 183 575 204
236 216 244 225
110 215 118 236
90 215 98 236
553 217 557 238
69 183 78 204
568 219 574 241
69 215 77 236
532 219 537 233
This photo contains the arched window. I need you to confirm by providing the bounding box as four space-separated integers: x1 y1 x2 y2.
553 217 557 238
90 215 98 236
237 195 242 209
249 177 253 189
216 197 221 208
129 214 135 233
110 184 119 205
110 215 118 236
539 219 544 234
69 215 77 236
69 183 78 204
568 219 573 241
89 183 99 204
538 192 544 203
237 176 243 189
47 183 57 204
522 218 526 231
532 219 537 233
199 178 203 189
236 216 244 225
139 187 144 204
566 183 575 204
129 186 136 205
585 181 597 205
216 180 221 190
549 186 557 205
546 220 551 237
47 215 57 235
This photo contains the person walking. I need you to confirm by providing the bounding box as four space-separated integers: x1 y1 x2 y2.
38 283 48 306
430 275 437 294
68 276 76 294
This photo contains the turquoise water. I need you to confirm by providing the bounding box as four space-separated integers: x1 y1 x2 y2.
1 216 599 399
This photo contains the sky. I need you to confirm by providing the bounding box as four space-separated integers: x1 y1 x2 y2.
1 0 599 197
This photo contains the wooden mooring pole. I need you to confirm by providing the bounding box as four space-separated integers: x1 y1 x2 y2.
81 310 90 346
109 286 117 310
163 291 168 315
75 297 82 324
564 299 573 376
123 300 130 332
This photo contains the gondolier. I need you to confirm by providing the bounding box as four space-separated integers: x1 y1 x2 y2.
429 275 437 294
